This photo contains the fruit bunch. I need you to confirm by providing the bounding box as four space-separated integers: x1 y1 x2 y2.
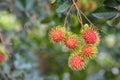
49 0 100 71
49 24 100 71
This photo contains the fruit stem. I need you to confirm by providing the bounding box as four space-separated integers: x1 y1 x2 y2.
79 8 96 27
65 0 96 28
63 4 74 28
72 0 84 28
71 0 97 28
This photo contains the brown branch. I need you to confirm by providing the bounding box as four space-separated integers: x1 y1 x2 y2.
79 9 96 27
71 0 84 27
64 0 97 29
63 4 74 27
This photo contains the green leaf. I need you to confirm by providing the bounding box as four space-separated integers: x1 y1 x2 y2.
26 0 36 10
12 70 25 77
104 0 120 7
92 6 118 19
56 2 70 13
14 0 25 11
107 15 120 27
118 0 120 2
112 16 120 25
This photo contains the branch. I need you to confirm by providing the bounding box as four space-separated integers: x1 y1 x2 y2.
71 0 84 27
79 9 95 27
64 4 74 27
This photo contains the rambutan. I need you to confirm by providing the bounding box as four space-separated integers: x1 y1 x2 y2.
80 44 97 59
81 45 93 56
81 24 99 45
68 54 85 70
64 36 78 49
49 26 65 42
82 29 97 44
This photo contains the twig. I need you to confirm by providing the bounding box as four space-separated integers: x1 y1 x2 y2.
64 0 96 28
63 4 74 27
71 0 84 27
79 9 96 27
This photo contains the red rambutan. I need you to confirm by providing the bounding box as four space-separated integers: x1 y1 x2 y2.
81 45 93 57
69 54 85 70
65 36 78 49
49 27 64 42
82 29 97 44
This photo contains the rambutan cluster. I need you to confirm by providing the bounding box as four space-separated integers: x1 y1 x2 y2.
49 26 79 50
49 24 100 71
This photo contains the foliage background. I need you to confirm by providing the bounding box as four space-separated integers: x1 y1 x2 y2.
0 0 120 80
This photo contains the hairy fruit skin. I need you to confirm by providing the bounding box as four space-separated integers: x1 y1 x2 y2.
81 45 93 57
82 29 97 44
65 36 78 49
49 27 64 42
69 54 85 70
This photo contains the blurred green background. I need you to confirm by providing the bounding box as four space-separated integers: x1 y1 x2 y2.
0 0 120 80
